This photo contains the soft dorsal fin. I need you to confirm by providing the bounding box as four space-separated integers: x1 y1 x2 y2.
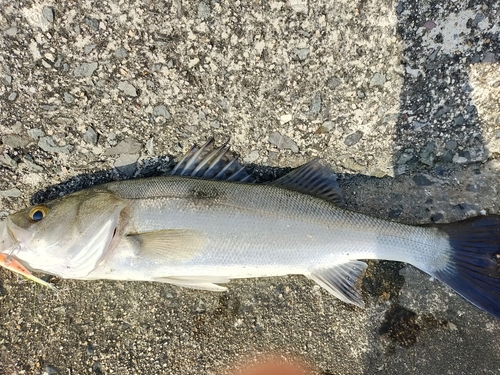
170 138 254 183
270 159 344 205
309 260 367 307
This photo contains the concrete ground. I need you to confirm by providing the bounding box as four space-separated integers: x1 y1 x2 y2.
0 0 499 374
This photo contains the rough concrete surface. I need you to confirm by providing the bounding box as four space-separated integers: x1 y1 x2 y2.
0 0 499 374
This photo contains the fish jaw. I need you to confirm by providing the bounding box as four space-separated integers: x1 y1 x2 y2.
0 217 18 255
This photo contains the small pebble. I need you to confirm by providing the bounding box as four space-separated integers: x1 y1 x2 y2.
344 131 363 146
38 136 73 154
64 92 74 103
118 81 137 97
412 174 433 186
369 72 386 87
115 47 129 58
268 132 299 153
83 127 98 145
279 114 292 124
42 6 54 23
73 62 98 77
0 188 22 197
153 105 170 119
293 47 310 60
114 154 139 176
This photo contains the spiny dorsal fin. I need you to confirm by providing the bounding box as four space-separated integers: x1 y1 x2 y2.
270 159 344 205
309 260 367 307
170 138 254 183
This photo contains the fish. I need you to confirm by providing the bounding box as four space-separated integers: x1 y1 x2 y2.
1 138 500 318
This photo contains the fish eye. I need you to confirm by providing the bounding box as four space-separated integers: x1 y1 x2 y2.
29 206 50 222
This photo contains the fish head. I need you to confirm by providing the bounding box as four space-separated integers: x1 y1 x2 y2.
0 188 127 279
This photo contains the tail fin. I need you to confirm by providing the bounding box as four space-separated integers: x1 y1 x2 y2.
432 215 500 319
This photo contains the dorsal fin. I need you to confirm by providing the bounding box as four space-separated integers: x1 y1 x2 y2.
170 138 254 183
270 159 344 205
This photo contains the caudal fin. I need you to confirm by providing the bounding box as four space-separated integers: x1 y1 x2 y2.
432 215 500 319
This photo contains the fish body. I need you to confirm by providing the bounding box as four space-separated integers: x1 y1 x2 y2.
1 139 499 316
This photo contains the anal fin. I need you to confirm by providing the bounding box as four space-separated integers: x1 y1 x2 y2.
309 260 367 307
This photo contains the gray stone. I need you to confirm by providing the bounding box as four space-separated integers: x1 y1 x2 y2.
4 27 17 36
243 150 259 163
40 104 57 111
482 52 496 63
38 136 73 154
412 120 426 130
369 72 386 87
0 188 21 197
114 154 139 176
420 142 436 166
22 155 44 172
435 106 451 118
83 127 98 145
42 6 54 23
396 149 414 164
153 105 170 119
268 132 299 153
454 114 465 126
104 139 142 156
7 92 17 101
2 134 29 148
63 92 74 103
327 77 341 89
54 55 62 68
445 140 458 150
308 93 321 114
344 130 363 146
412 174 434 186
0 154 17 168
84 44 96 54
85 17 99 31
318 121 334 133
27 128 44 140
145 138 154 155
115 47 129 58
292 48 310 60
118 81 137 96
73 62 98 77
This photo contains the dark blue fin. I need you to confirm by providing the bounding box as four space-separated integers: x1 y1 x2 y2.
309 260 367 307
170 138 255 182
270 159 344 205
432 215 500 319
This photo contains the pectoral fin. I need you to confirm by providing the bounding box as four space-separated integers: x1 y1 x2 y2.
154 275 229 291
128 229 207 262
309 260 367 307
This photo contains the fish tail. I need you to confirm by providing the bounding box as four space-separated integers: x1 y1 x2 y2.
431 215 500 318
